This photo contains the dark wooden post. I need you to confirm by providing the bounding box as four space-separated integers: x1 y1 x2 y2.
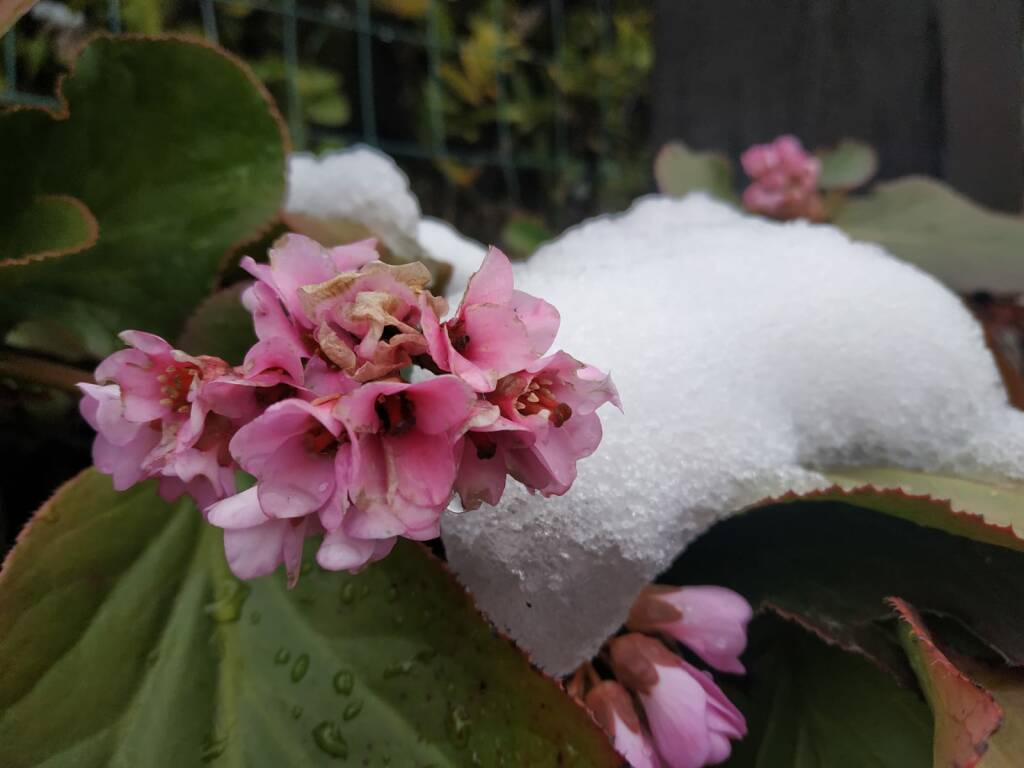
937 0 1023 212
651 0 1023 212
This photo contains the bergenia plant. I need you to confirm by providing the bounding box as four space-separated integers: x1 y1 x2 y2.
78 234 619 586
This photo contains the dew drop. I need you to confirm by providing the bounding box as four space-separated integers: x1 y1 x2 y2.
446 704 472 749
200 731 228 762
387 585 398 603
204 579 251 623
291 704 303 720
291 653 310 682
342 700 363 721
340 582 356 605
333 670 355 695
311 721 348 759
274 647 291 665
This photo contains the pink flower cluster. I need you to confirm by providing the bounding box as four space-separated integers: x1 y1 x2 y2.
581 586 752 768
740 135 823 221
80 234 619 585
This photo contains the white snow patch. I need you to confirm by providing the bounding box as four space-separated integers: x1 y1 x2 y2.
417 216 486 303
285 147 423 262
441 193 1024 675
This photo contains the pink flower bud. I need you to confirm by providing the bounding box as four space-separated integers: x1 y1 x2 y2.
610 634 746 768
585 681 662 768
627 586 752 674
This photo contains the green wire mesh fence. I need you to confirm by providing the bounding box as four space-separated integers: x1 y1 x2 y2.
4 0 647 219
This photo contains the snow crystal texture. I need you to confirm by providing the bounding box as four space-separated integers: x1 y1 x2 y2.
441 194 1024 675
286 147 423 261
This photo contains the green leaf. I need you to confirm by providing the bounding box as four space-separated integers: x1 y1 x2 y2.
833 177 1024 293
0 470 618 767
816 139 878 191
0 35 288 355
668 470 1024 674
0 194 98 265
722 615 932 767
177 284 256 364
892 599 1003 768
654 142 735 202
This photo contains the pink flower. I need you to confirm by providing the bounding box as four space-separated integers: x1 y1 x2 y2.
422 247 559 392
205 486 315 587
740 135 822 221
455 351 620 508
241 233 379 330
299 261 446 382
586 681 662 768
218 398 354 525
83 331 236 506
627 586 752 674
610 634 747 768
335 376 477 541
78 382 160 490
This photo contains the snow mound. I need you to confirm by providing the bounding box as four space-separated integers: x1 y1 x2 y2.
285 147 424 262
441 193 1024 675
417 216 487 303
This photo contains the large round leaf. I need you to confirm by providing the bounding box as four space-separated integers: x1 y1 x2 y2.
833 177 1024 293
668 470 1024 672
0 470 617 767
0 34 287 355
721 615 932 768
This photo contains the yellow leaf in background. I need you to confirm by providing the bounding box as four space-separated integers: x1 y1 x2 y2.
436 159 482 188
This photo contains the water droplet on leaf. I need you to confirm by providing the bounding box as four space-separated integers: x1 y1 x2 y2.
312 721 348 758
333 669 355 695
275 647 291 665
200 731 228 762
291 653 310 682
291 705 303 720
342 700 363 721
204 579 251 623
340 582 356 605
446 704 471 748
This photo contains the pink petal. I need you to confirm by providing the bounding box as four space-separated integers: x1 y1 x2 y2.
404 376 476 435
207 486 267 528
659 587 752 674
418 293 450 371
328 238 379 272
462 246 514 307
317 526 384 572
257 435 335 519
509 290 559 356
387 430 458 509
222 519 290 580
454 438 507 510
118 330 175 357
640 666 712 768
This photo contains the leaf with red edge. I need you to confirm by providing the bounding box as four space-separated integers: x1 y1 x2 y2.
667 469 1024 676
892 598 1003 768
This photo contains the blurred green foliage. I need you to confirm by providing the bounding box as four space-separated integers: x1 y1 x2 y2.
5 1 652 242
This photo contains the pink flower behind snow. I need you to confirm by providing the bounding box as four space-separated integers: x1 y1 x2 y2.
740 135 822 221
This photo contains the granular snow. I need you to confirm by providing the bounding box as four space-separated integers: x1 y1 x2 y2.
441 194 1024 674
